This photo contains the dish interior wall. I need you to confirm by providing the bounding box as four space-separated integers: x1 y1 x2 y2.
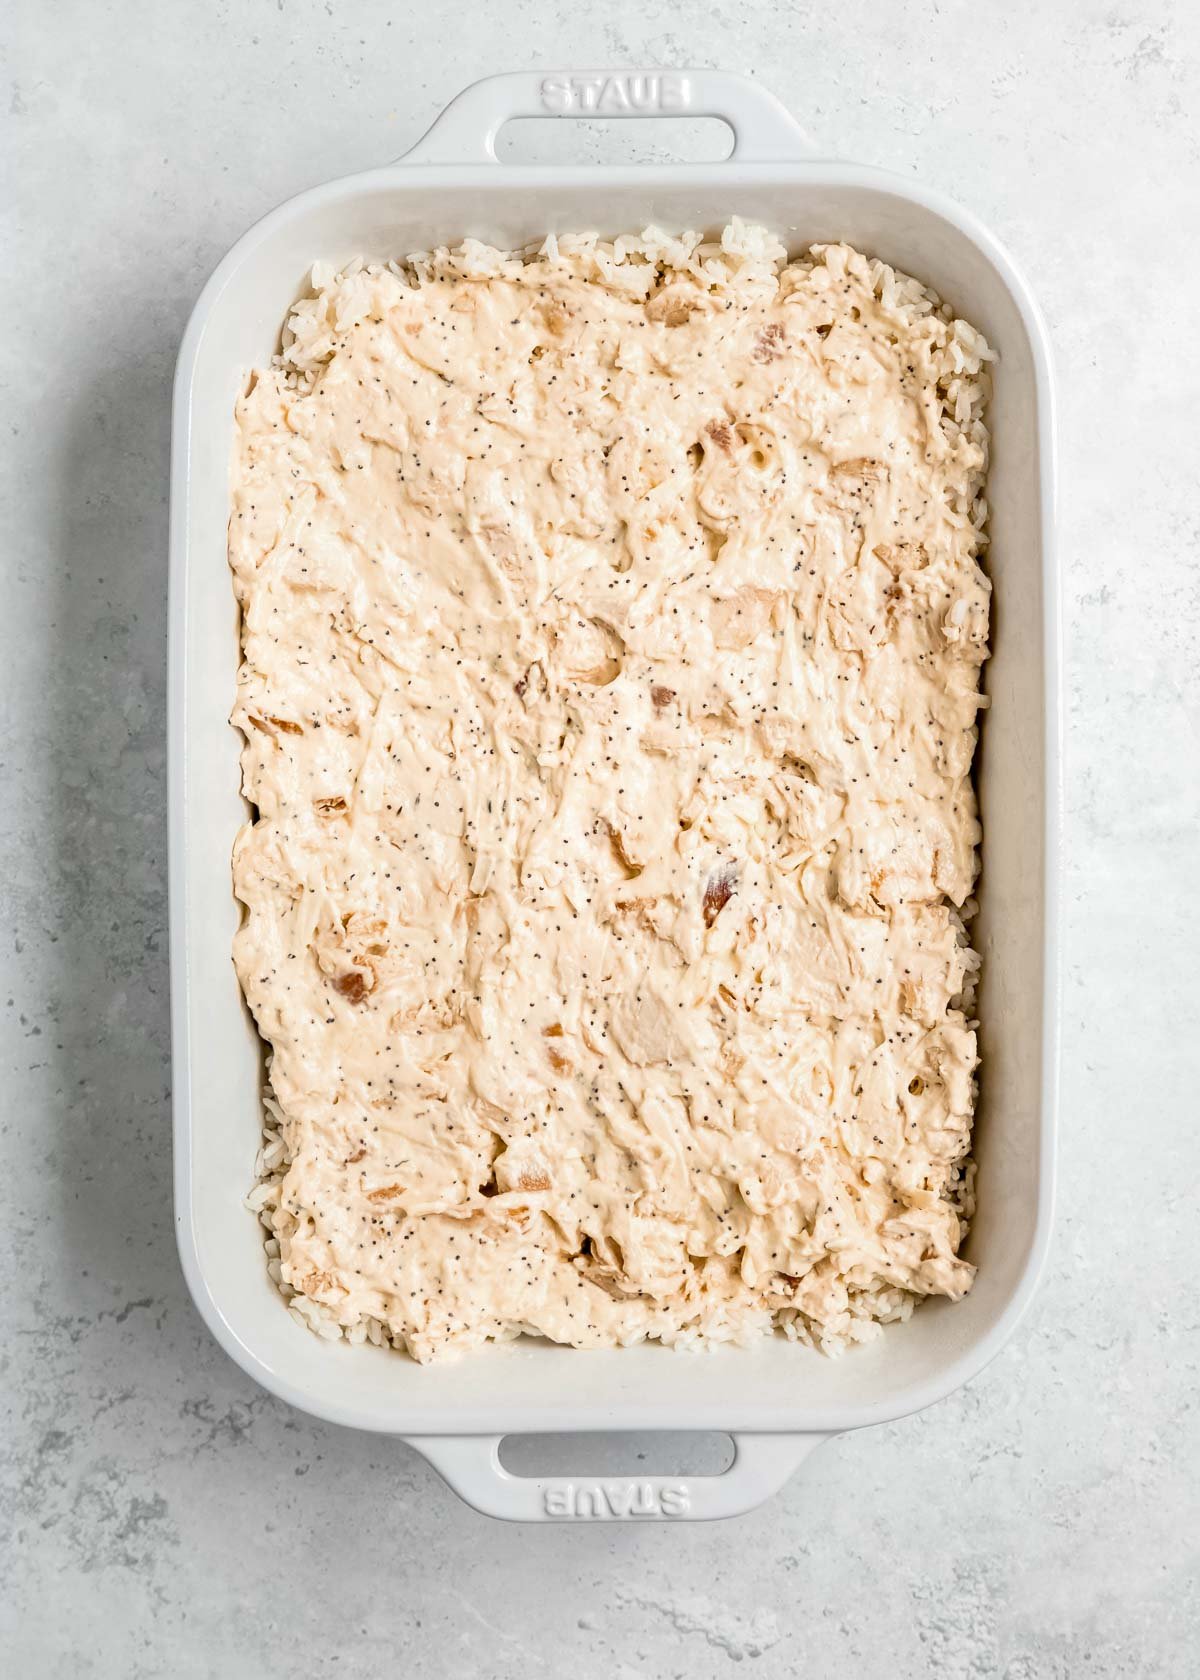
177 170 1048 1433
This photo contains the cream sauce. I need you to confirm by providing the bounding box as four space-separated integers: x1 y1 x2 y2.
230 227 992 1361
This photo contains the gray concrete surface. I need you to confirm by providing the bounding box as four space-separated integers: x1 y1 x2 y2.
3 1 1198 1674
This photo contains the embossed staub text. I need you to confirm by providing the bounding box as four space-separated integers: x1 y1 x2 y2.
542 1480 692 1519
539 74 692 115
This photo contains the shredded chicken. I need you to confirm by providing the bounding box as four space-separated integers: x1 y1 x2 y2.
230 223 993 1362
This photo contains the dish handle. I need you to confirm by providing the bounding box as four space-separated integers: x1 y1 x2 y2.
398 70 812 167
405 1431 830 1522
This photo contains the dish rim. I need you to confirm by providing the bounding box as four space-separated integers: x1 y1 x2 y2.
169 133 1059 1445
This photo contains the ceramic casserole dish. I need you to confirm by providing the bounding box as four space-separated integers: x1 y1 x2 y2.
170 69 1059 1521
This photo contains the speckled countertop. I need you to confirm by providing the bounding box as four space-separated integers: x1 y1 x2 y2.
3 2 1198 1675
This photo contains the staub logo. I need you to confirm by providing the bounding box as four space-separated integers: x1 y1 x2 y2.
543 1480 692 1519
539 74 692 115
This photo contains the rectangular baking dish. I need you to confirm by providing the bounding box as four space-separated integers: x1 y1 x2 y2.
170 69 1058 1521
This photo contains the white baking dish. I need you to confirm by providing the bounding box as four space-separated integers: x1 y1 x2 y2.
169 70 1059 1521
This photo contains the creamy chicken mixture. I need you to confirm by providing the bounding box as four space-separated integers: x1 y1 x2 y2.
230 223 992 1362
